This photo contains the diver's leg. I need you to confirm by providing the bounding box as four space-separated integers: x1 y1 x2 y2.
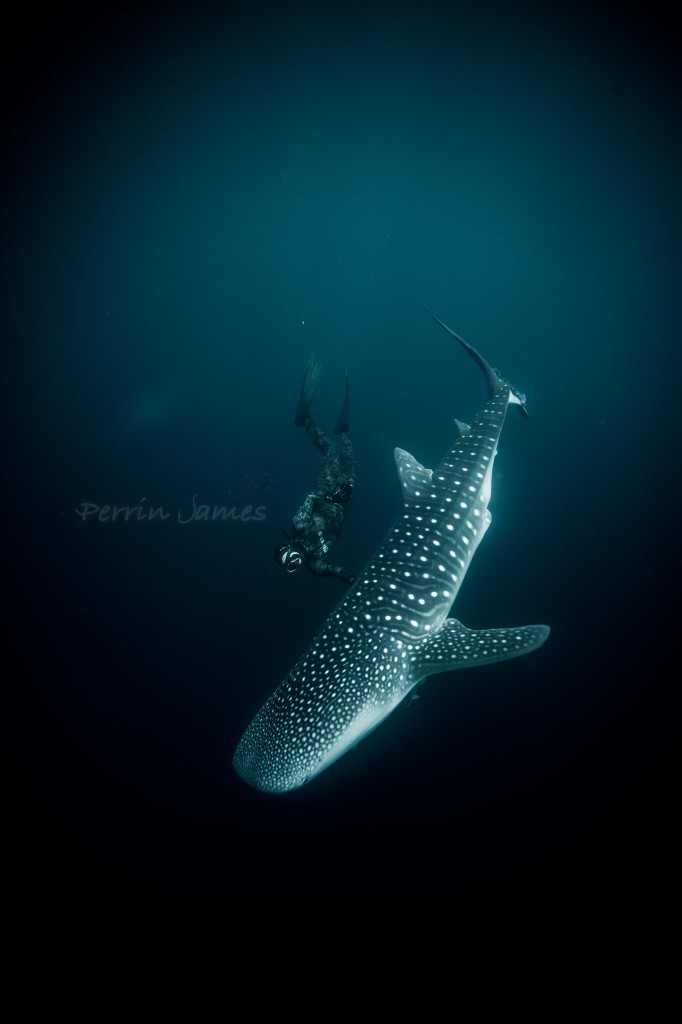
294 353 322 427
304 417 340 495
303 417 334 457
338 432 357 491
315 449 341 496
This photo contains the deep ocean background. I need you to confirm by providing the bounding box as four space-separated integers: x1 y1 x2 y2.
2 0 679 906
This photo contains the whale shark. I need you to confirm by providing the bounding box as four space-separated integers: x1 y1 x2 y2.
233 308 550 793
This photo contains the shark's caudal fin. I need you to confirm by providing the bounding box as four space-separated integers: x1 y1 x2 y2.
422 304 529 418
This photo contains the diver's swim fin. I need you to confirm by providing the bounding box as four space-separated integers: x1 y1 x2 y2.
333 365 350 434
294 352 322 427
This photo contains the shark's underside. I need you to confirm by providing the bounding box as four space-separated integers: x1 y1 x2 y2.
233 309 550 793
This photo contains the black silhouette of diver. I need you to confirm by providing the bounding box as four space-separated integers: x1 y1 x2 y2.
274 353 356 584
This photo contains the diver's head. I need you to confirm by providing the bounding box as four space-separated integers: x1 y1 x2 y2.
274 542 303 573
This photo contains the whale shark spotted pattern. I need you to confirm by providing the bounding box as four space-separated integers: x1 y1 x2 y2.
233 309 550 793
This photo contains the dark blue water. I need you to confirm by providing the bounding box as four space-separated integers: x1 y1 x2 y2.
3 0 678 905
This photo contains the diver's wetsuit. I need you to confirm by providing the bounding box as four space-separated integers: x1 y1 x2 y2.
291 416 356 583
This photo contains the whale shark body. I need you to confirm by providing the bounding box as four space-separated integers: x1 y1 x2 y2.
233 309 550 793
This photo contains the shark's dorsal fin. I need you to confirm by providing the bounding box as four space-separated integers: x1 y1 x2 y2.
455 419 471 436
394 448 433 505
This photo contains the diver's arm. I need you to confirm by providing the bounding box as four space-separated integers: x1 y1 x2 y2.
307 558 355 585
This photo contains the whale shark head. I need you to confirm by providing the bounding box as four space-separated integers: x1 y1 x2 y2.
233 628 410 793
233 309 550 793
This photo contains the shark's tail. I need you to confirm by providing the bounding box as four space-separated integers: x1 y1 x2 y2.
422 305 529 418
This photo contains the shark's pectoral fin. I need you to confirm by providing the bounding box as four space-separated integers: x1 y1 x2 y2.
394 448 433 504
410 618 550 679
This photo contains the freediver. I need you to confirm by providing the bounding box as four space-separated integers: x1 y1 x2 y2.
273 353 356 584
